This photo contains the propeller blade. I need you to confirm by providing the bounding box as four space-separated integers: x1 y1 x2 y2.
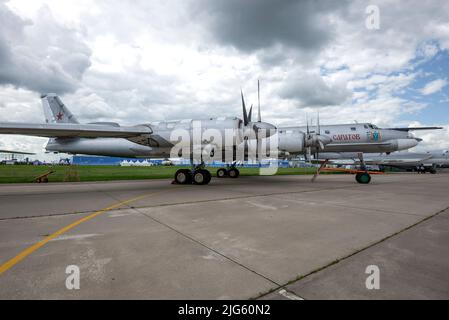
244 135 249 162
241 90 248 126
306 114 310 135
257 79 261 122
255 129 259 162
319 140 324 150
307 146 312 163
248 105 253 123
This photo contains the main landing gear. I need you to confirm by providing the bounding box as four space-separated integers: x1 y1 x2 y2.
174 166 212 185
216 166 240 179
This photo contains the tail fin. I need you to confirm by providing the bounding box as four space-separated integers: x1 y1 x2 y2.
41 93 79 124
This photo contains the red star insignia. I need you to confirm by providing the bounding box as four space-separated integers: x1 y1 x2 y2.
56 112 64 120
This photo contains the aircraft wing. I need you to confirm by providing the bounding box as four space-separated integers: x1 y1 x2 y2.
0 149 36 155
383 127 443 131
0 123 152 138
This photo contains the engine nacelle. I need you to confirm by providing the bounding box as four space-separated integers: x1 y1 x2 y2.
278 130 305 153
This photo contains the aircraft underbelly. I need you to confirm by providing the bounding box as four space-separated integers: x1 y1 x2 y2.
45 138 169 158
323 144 392 153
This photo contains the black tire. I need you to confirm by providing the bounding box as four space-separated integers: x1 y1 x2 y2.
356 172 371 184
217 168 228 178
228 168 240 178
430 169 437 174
193 169 211 185
203 170 212 184
175 169 191 184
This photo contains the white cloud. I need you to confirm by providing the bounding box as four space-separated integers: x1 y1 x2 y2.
1 0 449 159
0 2 92 94
420 79 448 95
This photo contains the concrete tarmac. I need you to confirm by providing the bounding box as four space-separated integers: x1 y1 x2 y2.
0 173 448 299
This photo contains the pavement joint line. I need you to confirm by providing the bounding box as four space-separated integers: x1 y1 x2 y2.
0 191 167 276
129 205 282 291
0 210 95 222
270 194 435 218
255 205 449 300
0 184 363 221
0 180 442 222
0 182 283 289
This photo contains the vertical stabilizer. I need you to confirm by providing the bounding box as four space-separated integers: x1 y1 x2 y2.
41 94 79 124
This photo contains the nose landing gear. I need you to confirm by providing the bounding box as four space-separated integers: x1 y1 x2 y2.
355 172 371 184
356 152 372 184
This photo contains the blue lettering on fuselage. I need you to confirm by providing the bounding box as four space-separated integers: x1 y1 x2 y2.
367 131 381 141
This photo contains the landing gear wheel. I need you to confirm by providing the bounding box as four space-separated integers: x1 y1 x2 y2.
174 169 192 185
228 168 240 179
430 169 437 174
217 168 228 178
356 172 371 184
193 169 211 185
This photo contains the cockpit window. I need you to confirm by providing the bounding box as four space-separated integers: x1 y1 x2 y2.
364 125 368 129
350 127 356 131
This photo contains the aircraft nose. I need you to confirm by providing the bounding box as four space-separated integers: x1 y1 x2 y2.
396 138 419 150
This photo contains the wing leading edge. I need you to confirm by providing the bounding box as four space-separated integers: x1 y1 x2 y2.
383 127 443 131
0 123 152 138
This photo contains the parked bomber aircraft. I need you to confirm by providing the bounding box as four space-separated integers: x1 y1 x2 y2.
315 151 449 173
0 93 277 185
0 92 440 185
235 81 441 183
275 121 441 183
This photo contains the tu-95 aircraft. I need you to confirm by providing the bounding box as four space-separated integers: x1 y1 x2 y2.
314 150 449 174
0 93 276 185
0 91 440 185
275 121 441 183
237 81 441 183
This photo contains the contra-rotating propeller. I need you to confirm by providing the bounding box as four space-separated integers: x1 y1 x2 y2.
241 82 276 161
303 112 331 162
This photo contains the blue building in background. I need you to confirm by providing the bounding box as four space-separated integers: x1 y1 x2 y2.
72 156 153 165
71 155 292 167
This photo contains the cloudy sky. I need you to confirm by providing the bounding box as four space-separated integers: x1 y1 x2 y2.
1 0 449 159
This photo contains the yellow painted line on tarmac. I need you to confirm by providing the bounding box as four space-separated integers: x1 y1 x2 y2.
0 191 163 276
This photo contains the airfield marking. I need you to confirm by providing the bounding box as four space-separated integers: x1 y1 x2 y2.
278 289 304 300
0 191 167 276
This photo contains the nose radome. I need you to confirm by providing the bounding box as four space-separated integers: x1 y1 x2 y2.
396 138 419 150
